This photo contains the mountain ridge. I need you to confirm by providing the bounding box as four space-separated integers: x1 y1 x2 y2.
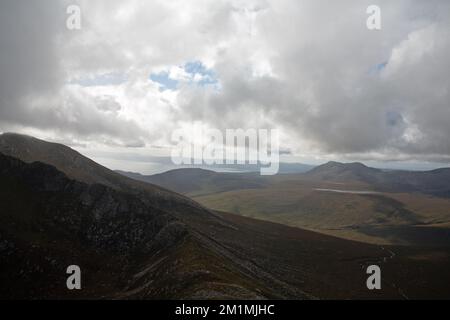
2 133 450 299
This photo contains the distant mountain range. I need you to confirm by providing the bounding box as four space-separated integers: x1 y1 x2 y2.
305 161 450 197
118 160 450 199
116 168 267 197
1 133 450 299
117 159 450 247
196 162 315 174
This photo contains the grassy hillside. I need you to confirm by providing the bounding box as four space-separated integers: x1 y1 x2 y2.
194 181 450 245
128 163 450 246
2 134 450 299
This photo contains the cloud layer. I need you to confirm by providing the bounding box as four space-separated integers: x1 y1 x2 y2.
1 0 449 164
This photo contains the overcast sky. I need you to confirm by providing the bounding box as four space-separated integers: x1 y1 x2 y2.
1 0 450 173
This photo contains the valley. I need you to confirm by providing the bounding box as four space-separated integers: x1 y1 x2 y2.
120 161 450 246
1 133 450 299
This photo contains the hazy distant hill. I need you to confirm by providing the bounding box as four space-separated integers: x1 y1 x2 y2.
117 168 267 196
304 161 382 184
305 161 450 197
129 161 450 246
120 160 450 200
2 133 450 299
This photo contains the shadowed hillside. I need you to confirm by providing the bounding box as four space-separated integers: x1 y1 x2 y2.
1 133 450 299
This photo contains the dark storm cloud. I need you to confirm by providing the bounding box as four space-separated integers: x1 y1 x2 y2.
0 0 63 123
1 0 449 162
0 0 148 146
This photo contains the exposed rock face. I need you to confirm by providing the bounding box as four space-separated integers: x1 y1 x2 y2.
0 153 193 298
0 153 187 254
0 152 293 300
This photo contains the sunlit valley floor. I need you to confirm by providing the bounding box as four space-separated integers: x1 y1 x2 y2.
121 163 450 247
